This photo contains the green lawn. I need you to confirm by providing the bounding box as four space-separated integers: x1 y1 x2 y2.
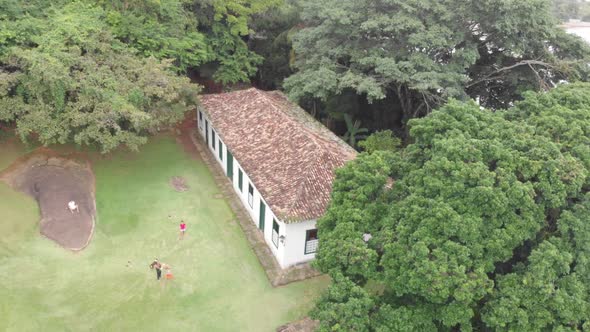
0 136 328 332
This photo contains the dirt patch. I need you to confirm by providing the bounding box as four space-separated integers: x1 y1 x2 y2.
276 317 319 332
0 148 96 251
170 176 189 192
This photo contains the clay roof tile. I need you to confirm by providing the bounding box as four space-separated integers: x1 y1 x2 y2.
200 88 357 222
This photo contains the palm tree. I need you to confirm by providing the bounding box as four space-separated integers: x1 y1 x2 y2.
341 114 368 148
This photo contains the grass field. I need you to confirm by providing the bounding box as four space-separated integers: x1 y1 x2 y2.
0 135 328 332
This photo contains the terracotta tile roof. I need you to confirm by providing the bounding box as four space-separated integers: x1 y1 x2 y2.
200 88 357 223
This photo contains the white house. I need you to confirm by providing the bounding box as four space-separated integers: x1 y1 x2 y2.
197 88 357 268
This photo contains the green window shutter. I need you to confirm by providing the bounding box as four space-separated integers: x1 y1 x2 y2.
258 201 266 231
226 150 233 180
219 141 223 160
238 169 243 191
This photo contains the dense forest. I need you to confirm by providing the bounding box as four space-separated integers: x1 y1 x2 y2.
2 0 589 151
315 83 590 331
0 0 277 151
1 1 590 330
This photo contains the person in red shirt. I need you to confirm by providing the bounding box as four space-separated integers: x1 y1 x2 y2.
179 220 186 239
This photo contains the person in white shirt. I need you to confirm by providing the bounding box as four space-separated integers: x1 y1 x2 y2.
68 201 79 213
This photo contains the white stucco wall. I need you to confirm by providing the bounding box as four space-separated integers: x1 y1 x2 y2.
228 153 286 265
283 220 317 267
198 108 322 268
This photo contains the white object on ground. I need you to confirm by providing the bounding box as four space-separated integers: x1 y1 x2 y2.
68 201 79 212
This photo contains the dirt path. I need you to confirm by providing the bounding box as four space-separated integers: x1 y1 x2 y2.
176 111 201 160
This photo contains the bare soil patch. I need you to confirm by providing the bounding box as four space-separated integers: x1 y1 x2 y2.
0 148 96 251
170 176 189 192
276 317 319 332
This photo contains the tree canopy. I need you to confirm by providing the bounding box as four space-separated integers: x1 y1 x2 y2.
248 0 300 90
0 2 199 152
312 83 590 331
0 0 282 151
98 0 210 73
99 0 281 83
357 129 400 154
284 0 590 130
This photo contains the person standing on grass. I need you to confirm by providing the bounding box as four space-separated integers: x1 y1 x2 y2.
179 220 186 239
149 259 162 280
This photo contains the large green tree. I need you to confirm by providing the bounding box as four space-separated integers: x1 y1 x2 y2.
248 0 300 89
284 0 590 130
196 0 282 84
0 2 199 152
98 0 210 73
482 195 590 330
507 83 590 178
312 83 590 331
99 0 281 83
